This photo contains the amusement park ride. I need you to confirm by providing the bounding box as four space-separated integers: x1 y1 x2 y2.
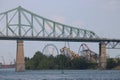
42 43 101 63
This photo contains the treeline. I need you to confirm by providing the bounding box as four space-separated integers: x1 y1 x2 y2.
107 58 120 69
25 51 97 70
25 51 120 70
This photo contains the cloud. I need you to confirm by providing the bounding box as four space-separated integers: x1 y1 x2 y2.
72 21 86 28
51 15 65 23
101 0 120 11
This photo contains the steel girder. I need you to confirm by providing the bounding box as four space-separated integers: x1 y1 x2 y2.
1 6 120 49
106 42 120 49
0 6 99 39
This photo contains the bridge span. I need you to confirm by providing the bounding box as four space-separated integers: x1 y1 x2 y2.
0 6 120 71
0 36 120 42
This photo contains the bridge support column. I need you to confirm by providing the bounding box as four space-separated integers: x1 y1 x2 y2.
16 40 25 72
99 42 106 69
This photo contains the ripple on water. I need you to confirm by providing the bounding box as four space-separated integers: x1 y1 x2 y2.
0 69 120 80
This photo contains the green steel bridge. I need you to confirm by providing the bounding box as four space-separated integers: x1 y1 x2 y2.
0 6 120 46
0 6 120 71
0 6 120 48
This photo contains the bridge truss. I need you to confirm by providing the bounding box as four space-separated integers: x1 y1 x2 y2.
0 6 120 49
106 42 120 49
0 6 98 39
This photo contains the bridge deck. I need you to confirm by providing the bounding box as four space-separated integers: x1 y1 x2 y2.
0 36 120 42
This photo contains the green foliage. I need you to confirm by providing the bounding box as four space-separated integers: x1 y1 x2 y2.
25 51 98 70
117 58 120 65
107 58 120 69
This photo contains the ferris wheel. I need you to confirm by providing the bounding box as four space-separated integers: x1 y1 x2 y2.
42 44 59 57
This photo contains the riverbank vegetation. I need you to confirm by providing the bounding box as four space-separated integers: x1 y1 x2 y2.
107 58 120 69
25 51 120 70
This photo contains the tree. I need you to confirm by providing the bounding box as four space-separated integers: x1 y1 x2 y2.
25 51 98 70
107 58 117 69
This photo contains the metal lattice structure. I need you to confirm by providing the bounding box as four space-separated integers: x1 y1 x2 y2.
0 6 120 49
0 6 99 40
106 42 120 49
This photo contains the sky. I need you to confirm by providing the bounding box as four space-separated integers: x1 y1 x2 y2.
0 0 120 64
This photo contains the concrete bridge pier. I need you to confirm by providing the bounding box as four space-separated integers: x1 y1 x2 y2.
99 42 106 69
16 40 25 72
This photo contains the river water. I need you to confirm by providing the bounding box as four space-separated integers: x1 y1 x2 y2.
0 69 120 80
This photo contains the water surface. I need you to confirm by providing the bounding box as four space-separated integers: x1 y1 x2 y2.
0 69 120 80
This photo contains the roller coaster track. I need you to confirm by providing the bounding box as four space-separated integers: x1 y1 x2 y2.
78 43 98 62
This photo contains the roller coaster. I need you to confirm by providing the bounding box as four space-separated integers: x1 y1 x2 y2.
42 43 99 62
78 43 99 62
60 47 79 59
